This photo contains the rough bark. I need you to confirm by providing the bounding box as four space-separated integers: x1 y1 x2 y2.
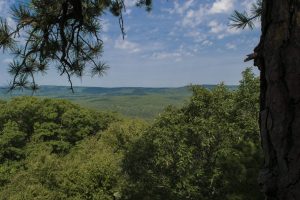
255 0 300 199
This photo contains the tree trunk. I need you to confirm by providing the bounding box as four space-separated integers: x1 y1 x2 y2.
255 0 300 199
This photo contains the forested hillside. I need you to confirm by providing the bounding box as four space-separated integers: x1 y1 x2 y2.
0 86 193 120
0 85 236 120
0 68 263 199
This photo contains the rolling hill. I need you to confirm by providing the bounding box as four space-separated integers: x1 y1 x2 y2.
0 85 237 119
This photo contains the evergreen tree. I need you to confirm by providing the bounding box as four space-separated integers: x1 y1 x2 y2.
231 1 300 199
0 0 151 92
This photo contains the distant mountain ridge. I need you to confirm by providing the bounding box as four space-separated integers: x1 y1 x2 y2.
0 85 238 119
0 85 191 97
0 85 237 96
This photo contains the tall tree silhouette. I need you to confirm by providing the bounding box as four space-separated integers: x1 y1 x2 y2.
231 0 300 199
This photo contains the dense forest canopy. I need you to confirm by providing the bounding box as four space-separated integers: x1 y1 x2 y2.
0 0 300 200
0 68 264 199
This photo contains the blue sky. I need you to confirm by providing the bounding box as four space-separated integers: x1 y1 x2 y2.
0 0 261 87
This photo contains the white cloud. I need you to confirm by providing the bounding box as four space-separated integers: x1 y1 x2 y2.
114 37 141 53
208 20 226 34
241 0 256 12
5 17 16 29
151 44 194 62
145 42 165 52
226 43 237 49
175 0 236 29
124 9 132 15
181 6 208 28
208 20 241 39
163 0 194 15
202 40 213 46
173 0 195 15
101 35 110 42
168 30 176 36
101 19 110 32
152 52 182 61
209 0 235 14
124 0 138 8
185 30 207 43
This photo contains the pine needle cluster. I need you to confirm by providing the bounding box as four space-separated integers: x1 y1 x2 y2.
230 0 262 30
0 0 152 92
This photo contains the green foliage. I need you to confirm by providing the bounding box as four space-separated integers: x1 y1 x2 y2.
101 119 148 153
0 96 119 160
0 119 145 200
122 68 263 200
122 85 235 200
0 121 26 162
218 68 262 200
0 68 263 199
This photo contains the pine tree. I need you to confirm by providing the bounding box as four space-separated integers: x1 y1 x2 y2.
231 0 300 199
0 0 151 92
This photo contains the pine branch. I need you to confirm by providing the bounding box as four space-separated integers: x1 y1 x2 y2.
0 0 152 93
229 0 262 30
229 0 262 65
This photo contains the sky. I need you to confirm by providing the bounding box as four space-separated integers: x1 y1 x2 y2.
0 0 261 87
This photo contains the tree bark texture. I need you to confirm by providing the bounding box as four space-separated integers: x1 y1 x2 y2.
255 0 300 199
